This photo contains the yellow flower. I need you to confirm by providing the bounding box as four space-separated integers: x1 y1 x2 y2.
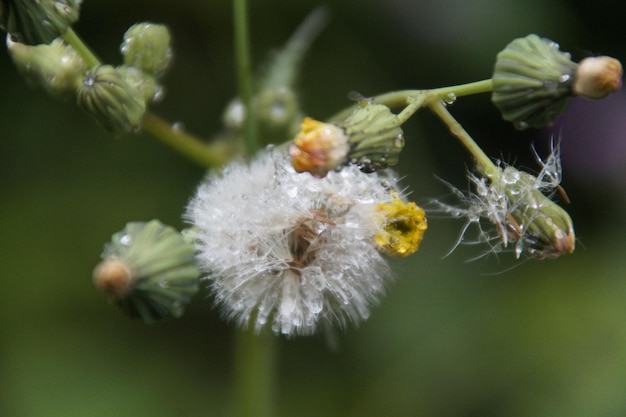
375 196 427 257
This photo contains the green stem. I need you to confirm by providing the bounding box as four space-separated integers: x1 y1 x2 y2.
62 28 101 67
329 79 493 122
233 0 258 155
142 112 232 167
234 329 277 417
62 27 228 168
428 100 498 176
371 79 493 109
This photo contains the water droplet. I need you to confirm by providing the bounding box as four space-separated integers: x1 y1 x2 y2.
514 121 529 130
84 76 95 87
559 74 571 83
159 280 170 288
443 92 457 105
393 134 404 148
120 234 132 246
152 86 165 102
270 102 286 121
55 2 71 14
502 169 520 184
508 186 521 196
172 121 184 132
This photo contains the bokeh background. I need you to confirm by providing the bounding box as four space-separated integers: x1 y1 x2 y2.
2 0 626 416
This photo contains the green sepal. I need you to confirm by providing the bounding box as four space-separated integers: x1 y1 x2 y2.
492 34 579 129
97 220 200 324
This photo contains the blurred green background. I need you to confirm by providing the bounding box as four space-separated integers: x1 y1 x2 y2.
2 0 626 416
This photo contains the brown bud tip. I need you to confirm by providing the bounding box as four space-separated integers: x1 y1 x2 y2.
93 258 133 298
573 56 623 98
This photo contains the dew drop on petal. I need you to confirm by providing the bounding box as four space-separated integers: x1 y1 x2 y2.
120 234 132 246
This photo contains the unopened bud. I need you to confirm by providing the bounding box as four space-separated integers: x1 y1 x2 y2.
120 22 173 78
572 56 623 99
0 0 81 45
94 220 200 323
76 65 146 134
116 65 162 103
93 258 133 298
338 101 405 173
492 34 579 129
7 36 86 97
290 102 406 177
290 117 349 178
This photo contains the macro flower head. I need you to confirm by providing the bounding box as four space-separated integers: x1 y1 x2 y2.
186 151 426 336
434 142 575 260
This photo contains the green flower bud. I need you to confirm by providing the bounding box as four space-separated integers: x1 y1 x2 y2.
76 65 146 134
120 22 173 78
339 101 405 173
7 36 86 97
116 65 162 103
93 220 200 323
492 34 579 129
0 0 81 45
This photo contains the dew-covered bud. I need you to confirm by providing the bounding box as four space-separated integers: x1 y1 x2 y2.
573 56 623 99
374 194 428 257
338 101 406 173
116 65 162 103
120 22 173 78
435 143 575 260
76 65 146 134
0 0 81 45
492 34 579 129
290 102 405 177
7 36 86 97
290 117 350 178
93 220 200 323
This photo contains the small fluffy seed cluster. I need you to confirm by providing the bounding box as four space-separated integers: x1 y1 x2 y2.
434 143 572 260
186 152 407 336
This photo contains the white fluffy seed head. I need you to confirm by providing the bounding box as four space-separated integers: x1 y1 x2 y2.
186 151 404 336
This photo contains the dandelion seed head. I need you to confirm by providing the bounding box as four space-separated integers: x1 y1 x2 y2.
186 152 421 336
432 143 574 260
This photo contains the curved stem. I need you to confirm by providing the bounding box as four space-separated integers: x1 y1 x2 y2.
233 0 258 155
428 100 498 176
62 27 228 168
142 112 232 167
